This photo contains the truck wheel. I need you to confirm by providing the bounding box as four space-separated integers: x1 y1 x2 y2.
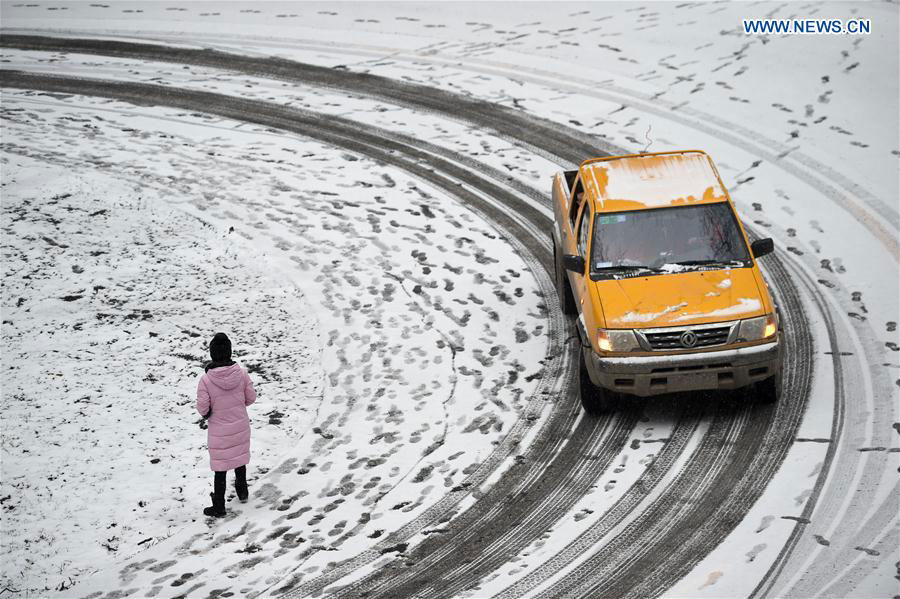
579 354 616 414
554 244 578 316
755 371 782 404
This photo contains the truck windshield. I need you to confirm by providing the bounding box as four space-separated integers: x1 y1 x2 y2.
590 203 751 276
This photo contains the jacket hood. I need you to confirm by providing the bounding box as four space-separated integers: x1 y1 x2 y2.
596 268 766 328
205 363 243 390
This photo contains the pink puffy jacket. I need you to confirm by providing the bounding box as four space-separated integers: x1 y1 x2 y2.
196 363 257 471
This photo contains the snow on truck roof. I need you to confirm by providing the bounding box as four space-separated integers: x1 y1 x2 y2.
578 151 729 213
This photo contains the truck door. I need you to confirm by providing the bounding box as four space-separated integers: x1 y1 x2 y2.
553 169 579 245
552 173 568 241
562 173 585 256
572 199 592 311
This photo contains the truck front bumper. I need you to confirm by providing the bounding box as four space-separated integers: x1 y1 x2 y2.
584 341 782 397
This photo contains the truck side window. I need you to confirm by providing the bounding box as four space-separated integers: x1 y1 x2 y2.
577 204 591 258
569 177 584 229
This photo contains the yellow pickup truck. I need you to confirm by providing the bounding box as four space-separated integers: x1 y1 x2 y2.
551 150 782 412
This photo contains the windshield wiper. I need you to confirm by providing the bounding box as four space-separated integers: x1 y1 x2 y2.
593 265 660 272
667 259 745 267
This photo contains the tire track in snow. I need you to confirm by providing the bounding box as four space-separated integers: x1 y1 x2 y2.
494 406 705 598
325 406 638 599
539 404 762 599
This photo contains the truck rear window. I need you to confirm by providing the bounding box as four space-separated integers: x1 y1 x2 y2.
590 203 752 277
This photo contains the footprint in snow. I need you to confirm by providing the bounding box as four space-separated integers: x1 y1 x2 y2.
698 570 723 590
755 515 775 532
746 543 767 561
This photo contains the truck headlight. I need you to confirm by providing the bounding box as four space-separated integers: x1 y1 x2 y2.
737 314 778 342
597 329 642 353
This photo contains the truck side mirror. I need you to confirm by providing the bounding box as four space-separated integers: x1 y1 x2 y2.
563 254 586 273
751 238 774 258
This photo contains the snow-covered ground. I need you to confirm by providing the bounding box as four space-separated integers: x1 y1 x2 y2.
2 154 325 588
2 92 551 594
1 2 897 598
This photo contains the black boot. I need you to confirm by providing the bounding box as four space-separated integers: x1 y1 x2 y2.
203 493 225 518
203 492 226 517
235 465 248 503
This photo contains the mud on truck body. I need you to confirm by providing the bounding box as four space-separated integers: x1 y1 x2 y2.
551 150 783 413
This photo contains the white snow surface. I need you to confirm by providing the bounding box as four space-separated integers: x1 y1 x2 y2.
616 301 688 324
671 297 762 323
1 2 898 599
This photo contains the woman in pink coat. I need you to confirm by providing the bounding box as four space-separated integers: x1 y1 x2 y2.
196 332 256 518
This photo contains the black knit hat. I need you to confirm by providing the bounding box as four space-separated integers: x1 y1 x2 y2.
209 332 232 362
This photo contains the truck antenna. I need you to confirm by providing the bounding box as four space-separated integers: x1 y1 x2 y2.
642 124 654 153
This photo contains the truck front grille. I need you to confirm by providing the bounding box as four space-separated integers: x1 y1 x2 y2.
643 325 732 350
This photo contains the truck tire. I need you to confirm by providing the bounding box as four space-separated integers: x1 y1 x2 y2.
755 370 782 404
579 353 617 414
554 244 578 316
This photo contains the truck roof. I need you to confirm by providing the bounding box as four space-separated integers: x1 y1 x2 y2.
578 150 730 213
